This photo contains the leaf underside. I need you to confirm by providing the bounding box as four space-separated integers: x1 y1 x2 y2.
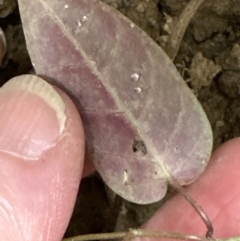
18 0 213 204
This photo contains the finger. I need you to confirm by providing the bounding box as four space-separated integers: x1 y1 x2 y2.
142 138 240 239
0 75 85 241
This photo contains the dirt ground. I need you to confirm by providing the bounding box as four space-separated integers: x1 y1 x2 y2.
0 0 240 238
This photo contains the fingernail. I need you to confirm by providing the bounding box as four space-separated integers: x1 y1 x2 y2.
0 75 66 160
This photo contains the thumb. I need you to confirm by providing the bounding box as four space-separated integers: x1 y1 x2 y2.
0 75 85 241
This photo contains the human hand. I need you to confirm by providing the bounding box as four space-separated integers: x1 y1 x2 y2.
0 77 239 240
142 137 240 240
0 76 85 240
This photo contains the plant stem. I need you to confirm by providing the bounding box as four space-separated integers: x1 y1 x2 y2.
0 27 6 65
62 229 210 241
63 231 127 241
168 176 213 237
166 0 205 59
62 229 240 241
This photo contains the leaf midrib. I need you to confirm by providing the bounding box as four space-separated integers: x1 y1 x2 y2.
38 0 170 179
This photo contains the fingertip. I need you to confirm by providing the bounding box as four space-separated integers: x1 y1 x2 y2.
142 138 240 239
0 75 85 240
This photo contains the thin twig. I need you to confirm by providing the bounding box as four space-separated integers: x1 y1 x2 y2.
168 176 213 237
62 231 127 241
62 229 240 241
166 0 205 60
62 229 209 241
0 27 6 65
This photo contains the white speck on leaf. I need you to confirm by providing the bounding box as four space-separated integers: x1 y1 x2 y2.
134 87 142 94
82 15 88 22
77 21 82 27
123 170 128 184
131 73 140 81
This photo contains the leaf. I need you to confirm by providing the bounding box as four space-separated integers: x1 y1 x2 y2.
18 0 213 204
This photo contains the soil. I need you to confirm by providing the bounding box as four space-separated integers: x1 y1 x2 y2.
0 0 240 239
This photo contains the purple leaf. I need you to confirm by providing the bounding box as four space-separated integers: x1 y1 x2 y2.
18 0 212 204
